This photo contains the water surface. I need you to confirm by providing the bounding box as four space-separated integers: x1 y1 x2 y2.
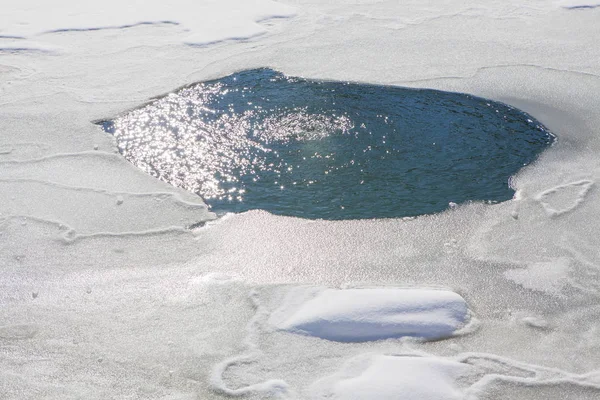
101 69 554 219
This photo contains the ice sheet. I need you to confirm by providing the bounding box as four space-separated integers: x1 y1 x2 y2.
2 0 600 399
1 0 296 46
504 258 571 295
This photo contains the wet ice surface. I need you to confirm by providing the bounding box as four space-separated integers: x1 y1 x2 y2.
102 69 553 219
3 0 600 399
308 351 600 400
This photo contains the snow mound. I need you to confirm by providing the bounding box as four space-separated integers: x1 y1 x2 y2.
310 353 472 400
0 0 296 46
270 287 469 342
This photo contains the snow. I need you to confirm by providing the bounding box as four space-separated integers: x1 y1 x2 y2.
535 179 594 217
504 258 571 295
3 0 600 399
557 1 600 9
0 0 296 46
310 354 471 400
270 287 469 341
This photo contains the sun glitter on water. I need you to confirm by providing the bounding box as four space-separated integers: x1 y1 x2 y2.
101 69 554 220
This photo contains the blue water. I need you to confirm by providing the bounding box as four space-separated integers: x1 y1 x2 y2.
101 69 554 220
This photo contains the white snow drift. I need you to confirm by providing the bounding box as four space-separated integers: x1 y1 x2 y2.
310 354 472 400
270 287 469 341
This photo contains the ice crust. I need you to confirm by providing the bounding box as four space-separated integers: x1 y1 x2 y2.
3 0 600 399
270 287 469 341
504 258 571 295
0 0 296 46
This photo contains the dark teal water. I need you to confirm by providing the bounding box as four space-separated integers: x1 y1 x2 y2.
101 69 554 220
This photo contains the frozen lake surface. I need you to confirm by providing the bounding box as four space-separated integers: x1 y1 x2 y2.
2 0 600 399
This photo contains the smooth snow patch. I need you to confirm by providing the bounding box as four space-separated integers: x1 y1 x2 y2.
0 179 212 236
504 258 571 295
312 351 600 400
310 353 472 400
270 287 469 342
0 0 296 46
0 324 39 340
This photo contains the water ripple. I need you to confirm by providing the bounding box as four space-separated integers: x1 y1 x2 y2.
101 69 554 219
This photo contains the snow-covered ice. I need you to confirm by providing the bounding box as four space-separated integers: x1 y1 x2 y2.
310 353 472 400
3 0 600 399
1 0 296 46
504 258 571 295
310 351 600 400
270 287 469 341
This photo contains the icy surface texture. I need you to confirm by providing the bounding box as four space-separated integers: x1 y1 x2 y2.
310 354 472 400
269 287 469 341
2 0 600 399
557 1 600 9
210 286 600 398
0 0 296 46
102 68 553 219
309 351 600 400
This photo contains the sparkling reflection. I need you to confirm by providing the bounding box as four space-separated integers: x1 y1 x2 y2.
101 69 554 219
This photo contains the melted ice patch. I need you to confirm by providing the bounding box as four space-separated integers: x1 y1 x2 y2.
269 287 469 342
0 0 296 46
